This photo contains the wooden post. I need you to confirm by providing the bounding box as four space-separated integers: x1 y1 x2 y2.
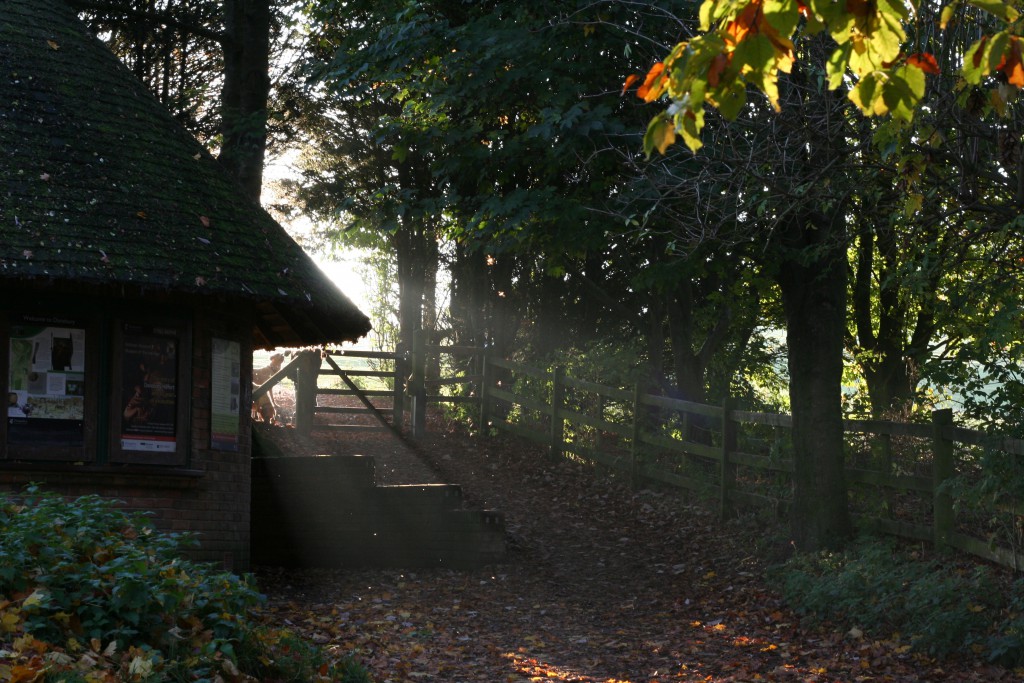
720 397 738 520
410 329 427 439
392 345 408 431
932 408 955 550
478 349 491 435
630 381 644 490
549 366 565 460
294 350 321 437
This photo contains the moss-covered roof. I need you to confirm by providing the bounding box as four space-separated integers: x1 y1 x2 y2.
0 0 370 348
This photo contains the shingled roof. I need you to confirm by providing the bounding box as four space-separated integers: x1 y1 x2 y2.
0 0 371 348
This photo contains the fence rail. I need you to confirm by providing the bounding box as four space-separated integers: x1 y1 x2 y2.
260 339 1024 570
475 355 1024 572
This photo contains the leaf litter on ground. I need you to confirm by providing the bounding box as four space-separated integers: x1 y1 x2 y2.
254 412 1022 682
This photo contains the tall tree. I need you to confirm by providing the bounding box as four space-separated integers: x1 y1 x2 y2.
74 0 276 201
220 0 272 200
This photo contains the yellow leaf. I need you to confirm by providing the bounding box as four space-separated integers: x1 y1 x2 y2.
904 193 923 217
940 4 956 28
643 114 677 157
990 87 1008 117
1 610 20 633
21 589 46 609
47 40 59 50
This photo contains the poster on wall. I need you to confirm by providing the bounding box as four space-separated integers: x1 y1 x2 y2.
210 338 241 451
120 325 179 453
7 317 86 445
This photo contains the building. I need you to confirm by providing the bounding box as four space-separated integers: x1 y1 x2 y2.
0 0 371 570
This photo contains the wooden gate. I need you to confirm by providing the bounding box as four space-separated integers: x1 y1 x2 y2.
252 339 487 438
252 348 408 436
314 348 408 435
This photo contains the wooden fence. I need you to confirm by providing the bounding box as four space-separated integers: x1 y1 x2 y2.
477 356 1024 571
258 340 1024 570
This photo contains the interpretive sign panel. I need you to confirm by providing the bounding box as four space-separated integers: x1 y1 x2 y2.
120 325 179 453
8 316 86 445
211 338 241 451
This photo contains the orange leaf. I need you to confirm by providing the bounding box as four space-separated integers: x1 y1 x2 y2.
621 73 640 95
708 53 729 88
726 1 762 45
1002 39 1024 87
199 215 211 227
907 52 940 75
636 62 665 101
136 210 147 220
10 663 43 683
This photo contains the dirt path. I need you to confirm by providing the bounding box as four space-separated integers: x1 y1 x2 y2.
253 410 1013 682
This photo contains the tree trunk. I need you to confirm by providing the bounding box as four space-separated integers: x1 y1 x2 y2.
532 272 567 359
449 243 487 348
220 0 271 202
423 231 441 381
777 225 852 551
665 284 707 405
850 217 933 418
395 221 425 352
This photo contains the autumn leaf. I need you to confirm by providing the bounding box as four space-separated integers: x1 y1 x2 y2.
907 52 940 75
46 40 59 50
999 36 1024 86
643 113 676 156
940 2 957 28
136 210 147 220
636 62 666 101
621 73 640 95
725 0 762 45
708 53 729 87
968 0 1020 22
199 215 211 228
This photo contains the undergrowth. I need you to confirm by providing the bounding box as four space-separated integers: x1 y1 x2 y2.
775 535 1024 665
0 486 372 682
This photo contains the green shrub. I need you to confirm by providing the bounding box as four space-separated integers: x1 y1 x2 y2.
0 486 261 653
774 536 1024 663
0 486 373 682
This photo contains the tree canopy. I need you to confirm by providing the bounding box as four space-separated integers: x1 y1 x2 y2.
632 0 1024 153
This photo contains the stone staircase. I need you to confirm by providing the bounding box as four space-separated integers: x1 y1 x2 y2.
250 453 506 568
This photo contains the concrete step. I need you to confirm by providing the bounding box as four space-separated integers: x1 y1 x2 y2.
251 455 506 568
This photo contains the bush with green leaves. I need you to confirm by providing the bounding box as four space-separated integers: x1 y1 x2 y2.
0 486 372 682
775 535 1024 664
